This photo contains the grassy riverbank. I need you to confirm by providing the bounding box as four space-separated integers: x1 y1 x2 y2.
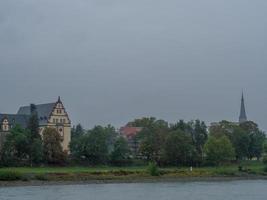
0 161 266 184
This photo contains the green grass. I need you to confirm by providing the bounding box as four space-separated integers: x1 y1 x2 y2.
0 161 265 182
0 166 146 174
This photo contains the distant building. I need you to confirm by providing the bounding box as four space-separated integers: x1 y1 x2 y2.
210 92 248 129
119 126 142 155
0 114 29 150
0 97 71 151
239 92 248 123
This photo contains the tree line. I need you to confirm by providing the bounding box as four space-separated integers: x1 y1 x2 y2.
70 117 266 166
1 114 266 167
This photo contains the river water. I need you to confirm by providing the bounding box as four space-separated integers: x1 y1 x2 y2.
0 180 267 200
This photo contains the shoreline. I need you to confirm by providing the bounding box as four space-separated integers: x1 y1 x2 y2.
1 175 267 187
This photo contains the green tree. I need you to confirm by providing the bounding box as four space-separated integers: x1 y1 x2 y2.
163 130 195 166
110 137 131 165
171 120 208 163
27 104 43 165
190 120 208 162
204 136 235 166
1 125 30 166
30 138 43 164
229 127 250 160
70 125 113 164
27 104 40 140
209 121 250 160
240 121 266 160
43 127 66 165
128 117 168 131
170 120 191 132
129 117 168 163
71 124 84 139
138 128 167 164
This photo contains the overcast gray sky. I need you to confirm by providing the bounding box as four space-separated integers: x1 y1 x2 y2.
0 0 267 130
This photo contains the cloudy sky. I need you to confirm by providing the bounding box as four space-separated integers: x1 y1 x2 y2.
0 0 267 130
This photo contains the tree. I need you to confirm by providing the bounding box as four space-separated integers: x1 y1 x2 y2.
209 121 250 160
190 120 208 162
240 121 266 159
171 120 208 163
110 137 131 165
170 120 191 132
163 130 195 166
129 117 169 164
128 117 168 131
26 104 43 165
71 124 84 139
229 127 250 160
30 138 43 164
1 125 30 166
43 127 66 165
204 136 235 166
82 129 108 164
27 104 40 140
70 125 114 164
138 128 167 164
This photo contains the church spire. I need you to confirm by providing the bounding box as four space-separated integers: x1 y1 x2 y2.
239 92 247 123
57 96 62 103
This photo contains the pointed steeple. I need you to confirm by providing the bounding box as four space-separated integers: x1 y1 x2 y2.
239 92 247 123
57 96 62 103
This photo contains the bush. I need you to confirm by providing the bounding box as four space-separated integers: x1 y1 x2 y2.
147 162 160 176
0 171 22 181
262 156 267 165
35 174 48 181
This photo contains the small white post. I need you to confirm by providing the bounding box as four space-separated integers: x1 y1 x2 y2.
190 166 193 172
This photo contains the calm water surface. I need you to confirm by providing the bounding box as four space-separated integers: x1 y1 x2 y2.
0 180 267 200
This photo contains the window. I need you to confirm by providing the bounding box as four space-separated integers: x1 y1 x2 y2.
56 119 58 123
4 125 8 131
63 119 66 123
53 119 56 123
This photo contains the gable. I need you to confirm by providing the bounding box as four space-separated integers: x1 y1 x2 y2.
48 101 71 124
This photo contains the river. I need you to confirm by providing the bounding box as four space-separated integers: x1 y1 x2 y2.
0 180 267 200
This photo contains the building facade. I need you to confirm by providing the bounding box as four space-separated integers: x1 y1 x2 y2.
0 97 71 151
119 126 142 156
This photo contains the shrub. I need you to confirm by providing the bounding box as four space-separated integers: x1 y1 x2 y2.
0 171 22 181
147 162 160 176
35 174 48 181
262 156 267 165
